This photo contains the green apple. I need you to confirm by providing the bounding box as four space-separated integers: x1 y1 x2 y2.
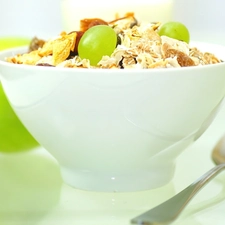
0 37 31 50
0 37 39 153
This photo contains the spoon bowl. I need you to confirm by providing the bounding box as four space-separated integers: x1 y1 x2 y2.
212 135 225 165
131 134 225 225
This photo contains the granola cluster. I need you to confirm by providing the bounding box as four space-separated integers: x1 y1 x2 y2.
6 13 222 69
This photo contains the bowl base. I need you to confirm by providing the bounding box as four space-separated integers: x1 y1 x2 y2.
59 164 175 192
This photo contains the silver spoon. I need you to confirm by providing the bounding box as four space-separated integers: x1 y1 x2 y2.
131 135 225 225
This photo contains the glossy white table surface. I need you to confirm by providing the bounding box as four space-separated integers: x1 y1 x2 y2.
1 102 225 225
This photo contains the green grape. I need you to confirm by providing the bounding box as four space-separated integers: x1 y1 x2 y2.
158 21 190 44
78 25 117 66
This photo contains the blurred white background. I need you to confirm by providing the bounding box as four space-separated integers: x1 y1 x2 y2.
61 0 173 32
0 0 63 38
0 0 174 39
0 0 225 44
172 0 225 45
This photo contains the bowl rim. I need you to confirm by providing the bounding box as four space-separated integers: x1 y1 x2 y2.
0 41 225 74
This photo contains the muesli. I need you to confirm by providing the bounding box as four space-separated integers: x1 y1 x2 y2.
6 13 222 69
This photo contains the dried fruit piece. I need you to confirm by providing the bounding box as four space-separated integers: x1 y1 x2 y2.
37 32 77 65
36 63 55 67
29 37 45 52
80 18 108 31
165 48 195 67
52 38 72 65
203 52 221 64
68 31 84 55
7 50 42 65
38 39 54 57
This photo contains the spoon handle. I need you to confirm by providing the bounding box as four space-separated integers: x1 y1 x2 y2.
131 163 225 225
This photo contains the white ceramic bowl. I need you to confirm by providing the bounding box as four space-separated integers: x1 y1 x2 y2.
1 42 225 192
